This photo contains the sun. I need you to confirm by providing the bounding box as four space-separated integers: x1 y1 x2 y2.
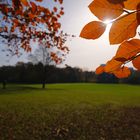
103 19 113 34
103 19 112 25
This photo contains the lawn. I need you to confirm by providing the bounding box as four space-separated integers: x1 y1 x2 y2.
0 83 140 140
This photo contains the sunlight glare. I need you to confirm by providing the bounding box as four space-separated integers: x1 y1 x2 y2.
103 19 112 25
103 19 113 35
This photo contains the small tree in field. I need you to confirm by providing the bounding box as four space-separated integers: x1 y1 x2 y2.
80 0 140 78
0 0 71 87
28 34 69 88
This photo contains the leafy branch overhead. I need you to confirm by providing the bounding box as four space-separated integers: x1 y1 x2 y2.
80 0 140 78
0 0 71 64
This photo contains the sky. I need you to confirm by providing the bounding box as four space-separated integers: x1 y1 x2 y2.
0 0 120 71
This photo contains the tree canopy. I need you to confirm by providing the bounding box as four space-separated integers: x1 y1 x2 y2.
0 0 69 64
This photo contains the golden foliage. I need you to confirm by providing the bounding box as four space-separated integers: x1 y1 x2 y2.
95 65 105 74
0 0 70 64
89 0 123 21
80 0 140 78
109 13 138 44
80 21 106 39
132 56 140 70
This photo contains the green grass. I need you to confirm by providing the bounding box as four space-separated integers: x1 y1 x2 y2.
0 83 140 140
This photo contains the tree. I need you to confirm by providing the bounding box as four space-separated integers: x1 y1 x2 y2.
0 0 69 63
0 0 71 87
28 45 53 66
80 0 140 78
28 38 68 88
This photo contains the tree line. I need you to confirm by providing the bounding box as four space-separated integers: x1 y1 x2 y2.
0 62 140 85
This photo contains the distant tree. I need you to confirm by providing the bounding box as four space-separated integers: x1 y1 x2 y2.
28 45 52 66
28 38 68 88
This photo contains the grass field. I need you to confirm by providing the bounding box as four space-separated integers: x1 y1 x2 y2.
0 83 140 140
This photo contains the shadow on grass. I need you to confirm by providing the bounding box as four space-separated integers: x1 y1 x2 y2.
0 84 65 95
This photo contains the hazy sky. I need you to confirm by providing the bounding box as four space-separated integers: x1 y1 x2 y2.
61 0 118 70
0 0 119 70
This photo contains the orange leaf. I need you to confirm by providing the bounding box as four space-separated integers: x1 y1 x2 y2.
53 7 57 12
60 10 64 15
132 56 140 70
21 0 29 6
0 27 3 32
113 67 131 78
30 2 37 14
104 58 123 73
59 0 63 4
137 4 140 24
124 0 140 10
35 0 43 2
28 13 36 19
109 13 138 44
115 57 128 62
95 65 105 74
89 0 123 21
80 21 106 39
107 0 126 4
115 39 140 60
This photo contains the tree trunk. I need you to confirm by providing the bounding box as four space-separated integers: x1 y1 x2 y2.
42 81 46 89
2 80 6 89
42 65 46 89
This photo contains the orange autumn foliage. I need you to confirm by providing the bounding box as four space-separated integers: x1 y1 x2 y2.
89 0 123 21
113 67 131 78
115 39 140 61
104 58 123 73
95 65 105 74
80 21 106 39
109 13 138 44
21 0 29 6
124 0 140 10
80 0 140 78
0 0 70 64
132 56 140 70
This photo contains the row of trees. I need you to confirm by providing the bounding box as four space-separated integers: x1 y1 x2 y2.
1 62 140 86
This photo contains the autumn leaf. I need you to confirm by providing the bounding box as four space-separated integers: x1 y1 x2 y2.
95 65 105 74
80 21 106 39
0 5 9 15
59 0 63 4
104 58 123 73
89 0 124 21
53 7 57 12
115 39 140 61
21 0 29 6
124 0 140 10
35 0 43 2
107 0 126 4
0 27 3 32
12 19 20 25
30 2 37 14
60 10 64 15
109 13 138 44
115 57 128 62
137 4 140 24
113 66 131 78
28 13 36 19
132 56 140 70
